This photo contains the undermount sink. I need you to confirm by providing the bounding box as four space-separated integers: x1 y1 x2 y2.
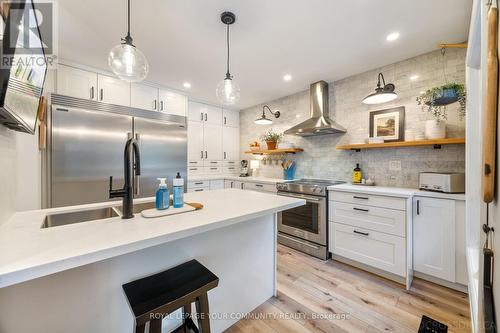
41 201 156 229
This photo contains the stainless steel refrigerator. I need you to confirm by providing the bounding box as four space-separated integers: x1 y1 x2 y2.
42 94 187 208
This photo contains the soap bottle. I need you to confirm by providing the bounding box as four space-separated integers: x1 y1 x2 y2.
155 178 170 210
352 163 362 184
173 172 184 208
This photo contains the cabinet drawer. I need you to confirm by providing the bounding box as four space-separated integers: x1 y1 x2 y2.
188 161 203 167
329 191 406 211
223 166 238 173
329 201 406 237
329 222 405 277
187 166 204 174
245 182 276 193
206 166 222 173
187 187 210 193
205 161 221 167
223 160 238 166
188 180 209 188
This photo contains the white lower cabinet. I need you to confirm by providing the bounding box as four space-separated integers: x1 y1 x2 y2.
329 189 466 290
329 190 410 285
413 196 466 285
209 180 224 190
330 222 406 276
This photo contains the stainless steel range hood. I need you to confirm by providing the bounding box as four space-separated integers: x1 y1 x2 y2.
284 81 346 136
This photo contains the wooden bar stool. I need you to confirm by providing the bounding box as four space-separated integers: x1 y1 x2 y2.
123 259 219 333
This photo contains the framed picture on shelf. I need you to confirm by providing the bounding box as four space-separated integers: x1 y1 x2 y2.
369 106 405 142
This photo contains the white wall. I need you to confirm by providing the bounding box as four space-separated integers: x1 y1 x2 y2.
0 127 17 224
0 69 54 224
240 48 466 187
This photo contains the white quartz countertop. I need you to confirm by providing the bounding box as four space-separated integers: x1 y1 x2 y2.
188 174 286 184
327 183 465 200
0 189 304 289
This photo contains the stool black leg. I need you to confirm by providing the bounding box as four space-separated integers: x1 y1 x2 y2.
195 293 211 333
149 319 162 333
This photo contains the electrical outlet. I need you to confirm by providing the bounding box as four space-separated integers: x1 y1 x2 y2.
389 160 402 171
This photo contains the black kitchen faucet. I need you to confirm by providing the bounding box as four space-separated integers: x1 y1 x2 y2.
109 137 141 219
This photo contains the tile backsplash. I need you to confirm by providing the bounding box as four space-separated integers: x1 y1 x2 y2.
239 48 466 188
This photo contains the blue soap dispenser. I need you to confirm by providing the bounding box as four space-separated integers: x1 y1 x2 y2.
155 178 169 210
173 172 184 208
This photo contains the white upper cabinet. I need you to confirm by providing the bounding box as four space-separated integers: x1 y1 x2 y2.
413 197 456 282
187 120 204 162
223 126 240 161
159 89 187 116
223 109 239 127
203 122 223 161
56 65 97 100
204 105 222 125
188 101 222 124
97 74 130 106
188 101 207 122
131 83 158 111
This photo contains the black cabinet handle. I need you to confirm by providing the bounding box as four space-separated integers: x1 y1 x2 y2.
204 113 207 121
224 116 227 124
255 184 264 187
416 200 420 215
100 88 104 101
353 196 369 200
194 182 203 185
200 112 204 121
90 86 94 99
224 152 227 159
353 207 369 212
353 230 369 236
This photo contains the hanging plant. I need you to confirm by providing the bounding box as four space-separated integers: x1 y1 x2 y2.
416 82 466 121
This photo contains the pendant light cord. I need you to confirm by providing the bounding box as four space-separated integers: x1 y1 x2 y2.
226 23 231 78
122 0 133 45
127 0 131 36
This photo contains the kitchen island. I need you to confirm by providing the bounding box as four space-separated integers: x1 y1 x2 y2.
0 189 304 333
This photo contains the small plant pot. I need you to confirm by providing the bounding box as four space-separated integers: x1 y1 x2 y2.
266 141 278 150
425 88 459 106
425 119 446 139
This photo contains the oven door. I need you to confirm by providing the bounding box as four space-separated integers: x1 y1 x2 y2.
277 192 327 245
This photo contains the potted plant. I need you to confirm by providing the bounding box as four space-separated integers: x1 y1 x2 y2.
416 82 466 139
260 129 283 150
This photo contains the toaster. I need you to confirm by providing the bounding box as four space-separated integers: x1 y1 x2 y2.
419 172 465 193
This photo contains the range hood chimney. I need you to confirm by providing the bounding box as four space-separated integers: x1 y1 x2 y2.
284 81 346 136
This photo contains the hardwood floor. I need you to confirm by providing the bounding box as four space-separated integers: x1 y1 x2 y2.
224 244 472 333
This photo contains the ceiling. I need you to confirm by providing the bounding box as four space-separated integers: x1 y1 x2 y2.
57 0 472 109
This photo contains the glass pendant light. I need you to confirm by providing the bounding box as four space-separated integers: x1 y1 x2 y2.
255 105 280 125
362 72 397 104
216 12 240 105
108 0 149 82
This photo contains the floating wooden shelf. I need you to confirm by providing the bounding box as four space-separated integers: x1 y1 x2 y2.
244 148 304 155
336 138 465 151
